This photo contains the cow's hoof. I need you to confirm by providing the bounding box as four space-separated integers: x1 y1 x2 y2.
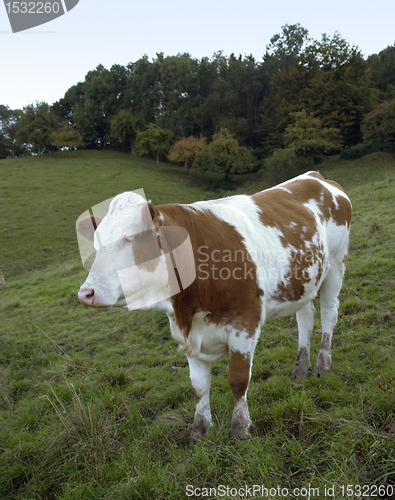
190 414 212 443
229 423 252 440
190 429 205 443
292 364 310 379
292 347 311 379
313 350 332 377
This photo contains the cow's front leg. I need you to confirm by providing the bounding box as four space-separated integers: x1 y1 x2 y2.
187 356 212 442
228 349 254 439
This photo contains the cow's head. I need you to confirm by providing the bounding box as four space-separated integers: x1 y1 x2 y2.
76 192 195 312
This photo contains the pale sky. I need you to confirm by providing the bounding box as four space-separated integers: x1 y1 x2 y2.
1 0 394 110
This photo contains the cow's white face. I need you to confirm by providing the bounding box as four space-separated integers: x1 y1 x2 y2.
78 192 171 311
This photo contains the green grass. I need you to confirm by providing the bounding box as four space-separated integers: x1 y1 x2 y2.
0 151 209 277
1 151 395 499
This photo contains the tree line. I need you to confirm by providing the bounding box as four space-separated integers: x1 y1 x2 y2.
1 24 394 182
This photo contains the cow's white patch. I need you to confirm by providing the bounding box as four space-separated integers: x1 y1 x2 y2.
169 311 229 362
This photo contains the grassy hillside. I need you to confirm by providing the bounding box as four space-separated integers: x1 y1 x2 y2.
0 151 209 277
1 151 395 499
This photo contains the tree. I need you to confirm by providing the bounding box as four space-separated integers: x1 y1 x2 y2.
193 53 269 147
300 34 375 146
362 99 395 153
167 135 207 171
263 147 304 185
154 53 202 137
264 111 342 184
126 56 161 127
135 124 173 167
110 109 143 153
0 105 23 158
192 128 258 180
264 23 310 73
368 44 395 92
50 122 84 156
73 64 129 148
260 66 310 150
301 67 374 146
16 102 58 154
51 81 85 126
302 31 360 72
285 110 343 157
261 31 375 149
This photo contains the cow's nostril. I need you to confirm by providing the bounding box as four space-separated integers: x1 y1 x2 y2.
78 287 95 306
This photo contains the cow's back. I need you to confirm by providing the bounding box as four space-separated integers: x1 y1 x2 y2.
157 171 351 336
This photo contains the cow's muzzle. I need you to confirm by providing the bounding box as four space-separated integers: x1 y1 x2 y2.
78 286 95 307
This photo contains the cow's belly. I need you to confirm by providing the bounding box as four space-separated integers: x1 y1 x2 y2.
168 311 231 362
198 322 230 362
265 296 315 321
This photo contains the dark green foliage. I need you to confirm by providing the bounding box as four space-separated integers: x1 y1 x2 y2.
15 102 58 154
0 105 23 158
264 23 310 73
192 128 259 180
368 44 395 91
209 179 236 192
1 28 390 183
43 29 384 156
110 109 144 153
285 110 343 156
2 29 393 172
261 31 374 149
264 111 341 184
339 143 373 160
263 147 309 184
362 98 395 153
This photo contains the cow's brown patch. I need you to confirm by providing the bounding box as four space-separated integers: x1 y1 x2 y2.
228 351 251 402
287 174 351 228
252 184 318 252
192 387 202 404
272 250 312 302
152 204 263 338
253 182 318 302
331 195 352 227
315 244 325 286
252 173 351 302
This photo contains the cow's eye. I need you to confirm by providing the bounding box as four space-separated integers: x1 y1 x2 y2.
125 236 135 243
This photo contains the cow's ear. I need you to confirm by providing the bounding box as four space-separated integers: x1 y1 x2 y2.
148 203 164 230
76 215 103 242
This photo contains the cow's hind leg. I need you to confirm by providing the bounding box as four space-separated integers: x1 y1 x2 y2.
292 300 315 379
188 356 213 442
314 265 344 376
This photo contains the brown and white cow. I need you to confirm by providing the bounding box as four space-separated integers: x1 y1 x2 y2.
77 171 352 441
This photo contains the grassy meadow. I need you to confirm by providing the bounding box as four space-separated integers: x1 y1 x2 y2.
1 150 395 499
